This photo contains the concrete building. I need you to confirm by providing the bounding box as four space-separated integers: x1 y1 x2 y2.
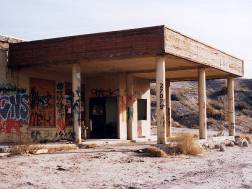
0 26 243 144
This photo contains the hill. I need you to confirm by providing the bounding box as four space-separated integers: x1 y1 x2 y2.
150 78 252 134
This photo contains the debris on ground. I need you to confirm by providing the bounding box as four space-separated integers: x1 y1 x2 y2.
220 143 225 152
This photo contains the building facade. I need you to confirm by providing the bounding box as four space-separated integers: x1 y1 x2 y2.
0 26 244 144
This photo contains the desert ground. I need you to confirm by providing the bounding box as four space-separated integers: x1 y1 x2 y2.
0 141 252 189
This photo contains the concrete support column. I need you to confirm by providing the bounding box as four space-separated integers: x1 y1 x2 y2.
166 81 172 137
227 77 235 136
118 73 127 140
126 75 137 140
156 57 166 144
198 68 207 139
72 63 81 144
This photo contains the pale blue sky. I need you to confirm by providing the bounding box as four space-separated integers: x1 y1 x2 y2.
1 0 252 78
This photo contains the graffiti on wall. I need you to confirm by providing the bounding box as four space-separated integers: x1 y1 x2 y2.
73 86 81 124
56 82 66 131
0 83 29 136
159 83 164 110
29 79 55 127
91 88 119 97
65 83 73 127
30 130 75 142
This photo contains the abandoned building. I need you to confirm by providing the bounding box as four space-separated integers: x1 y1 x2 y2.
0 26 244 144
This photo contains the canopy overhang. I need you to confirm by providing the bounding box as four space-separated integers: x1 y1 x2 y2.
9 25 244 80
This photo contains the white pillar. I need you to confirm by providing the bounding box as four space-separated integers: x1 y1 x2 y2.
227 77 235 136
198 68 207 139
166 81 172 137
118 73 127 140
156 57 166 144
72 64 81 144
127 75 138 140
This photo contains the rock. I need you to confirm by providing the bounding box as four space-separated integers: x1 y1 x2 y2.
220 144 225 152
229 141 235 147
234 136 241 145
242 139 249 147
208 142 215 149
202 143 209 149
214 144 220 149
225 140 235 147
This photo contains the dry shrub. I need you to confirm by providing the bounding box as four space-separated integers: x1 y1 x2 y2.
167 133 203 155
241 135 252 144
79 143 97 149
10 135 43 155
143 147 167 157
210 100 223 110
207 105 224 120
47 145 79 153
10 144 42 155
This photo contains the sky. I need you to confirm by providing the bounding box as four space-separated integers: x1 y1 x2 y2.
1 0 252 78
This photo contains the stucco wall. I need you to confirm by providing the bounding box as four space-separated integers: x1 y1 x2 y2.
0 67 151 143
134 78 151 138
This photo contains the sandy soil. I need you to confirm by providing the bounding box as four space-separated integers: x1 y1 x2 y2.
0 143 252 189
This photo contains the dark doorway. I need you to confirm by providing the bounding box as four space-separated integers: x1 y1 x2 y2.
89 97 118 138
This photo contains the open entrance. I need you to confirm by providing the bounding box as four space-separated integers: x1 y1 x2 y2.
89 97 118 139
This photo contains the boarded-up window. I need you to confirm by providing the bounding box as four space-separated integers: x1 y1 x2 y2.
137 99 147 120
29 78 55 127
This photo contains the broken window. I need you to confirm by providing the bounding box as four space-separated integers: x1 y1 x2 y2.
137 99 147 120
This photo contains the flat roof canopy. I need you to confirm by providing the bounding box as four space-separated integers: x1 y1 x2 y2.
9 25 244 80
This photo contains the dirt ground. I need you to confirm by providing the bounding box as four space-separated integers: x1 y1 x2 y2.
0 143 252 189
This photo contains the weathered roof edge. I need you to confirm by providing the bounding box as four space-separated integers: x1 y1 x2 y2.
0 34 24 43
10 25 164 46
164 26 243 62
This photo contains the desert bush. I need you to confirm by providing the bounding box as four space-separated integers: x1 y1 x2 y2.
235 102 249 112
207 105 224 120
240 135 252 144
10 144 42 155
167 133 203 155
210 100 223 110
47 145 79 153
9 134 43 155
79 143 97 149
142 147 167 157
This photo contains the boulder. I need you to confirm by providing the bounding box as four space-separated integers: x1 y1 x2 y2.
220 144 225 152
242 139 249 147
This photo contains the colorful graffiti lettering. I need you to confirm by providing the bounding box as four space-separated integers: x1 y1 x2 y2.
0 119 22 136
56 82 66 131
0 84 28 136
91 88 119 97
0 93 29 122
29 79 55 127
0 83 26 95
30 87 52 108
30 111 54 127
